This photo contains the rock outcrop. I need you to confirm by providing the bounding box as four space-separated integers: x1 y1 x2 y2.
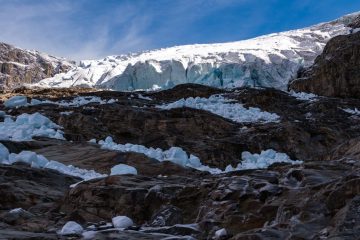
289 31 360 98
0 42 75 90
1 84 360 238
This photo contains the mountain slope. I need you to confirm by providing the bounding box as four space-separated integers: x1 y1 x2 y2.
289 30 360 98
35 12 360 91
0 42 75 90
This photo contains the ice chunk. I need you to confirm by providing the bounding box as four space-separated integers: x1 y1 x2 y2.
4 96 28 108
45 160 106 180
110 164 138 175
30 99 42 105
112 216 134 228
12 151 38 165
60 221 83 235
236 149 302 170
0 112 64 141
164 147 188 166
29 96 118 107
215 228 227 239
289 90 318 101
343 108 360 115
0 143 9 162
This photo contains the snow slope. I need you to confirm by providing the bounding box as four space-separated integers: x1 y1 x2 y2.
35 12 359 91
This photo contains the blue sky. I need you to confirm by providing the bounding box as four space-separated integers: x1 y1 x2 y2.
0 0 359 60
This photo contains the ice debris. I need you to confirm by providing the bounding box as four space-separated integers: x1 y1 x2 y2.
156 95 280 123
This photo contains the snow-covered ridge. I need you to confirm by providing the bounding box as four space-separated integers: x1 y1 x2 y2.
35 13 359 91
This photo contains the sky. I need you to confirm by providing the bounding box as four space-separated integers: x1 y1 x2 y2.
0 0 359 61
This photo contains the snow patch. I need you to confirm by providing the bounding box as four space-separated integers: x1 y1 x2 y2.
343 108 360 115
289 91 318 101
60 111 73 116
31 96 117 107
157 95 280 123
45 160 106 180
137 94 152 101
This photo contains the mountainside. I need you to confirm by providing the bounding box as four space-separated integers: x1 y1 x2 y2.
35 12 360 91
289 30 360 98
0 42 75 90
1 83 360 239
2 11 360 240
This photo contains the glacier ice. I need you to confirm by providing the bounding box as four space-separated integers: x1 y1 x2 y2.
0 145 105 180
34 13 358 91
4 96 28 108
96 137 302 174
112 216 134 228
110 164 138 175
31 96 117 107
0 112 64 141
60 221 83 235
156 95 280 123
289 90 318 101
342 108 360 115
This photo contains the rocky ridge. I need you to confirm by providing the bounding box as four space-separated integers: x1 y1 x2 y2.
289 30 360 98
0 42 75 90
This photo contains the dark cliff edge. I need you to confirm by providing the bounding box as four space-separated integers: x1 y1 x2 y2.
289 31 360 98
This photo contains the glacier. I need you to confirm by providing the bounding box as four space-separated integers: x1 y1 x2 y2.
34 13 359 91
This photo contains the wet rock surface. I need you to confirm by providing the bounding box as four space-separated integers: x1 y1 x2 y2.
1 84 360 239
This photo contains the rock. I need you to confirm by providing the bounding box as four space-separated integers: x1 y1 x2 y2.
289 31 360 98
0 42 75 90
1 83 360 239
1 208 34 225
150 205 183 227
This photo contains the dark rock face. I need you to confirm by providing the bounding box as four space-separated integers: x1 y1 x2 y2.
289 32 360 98
0 42 75 90
2 84 360 239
